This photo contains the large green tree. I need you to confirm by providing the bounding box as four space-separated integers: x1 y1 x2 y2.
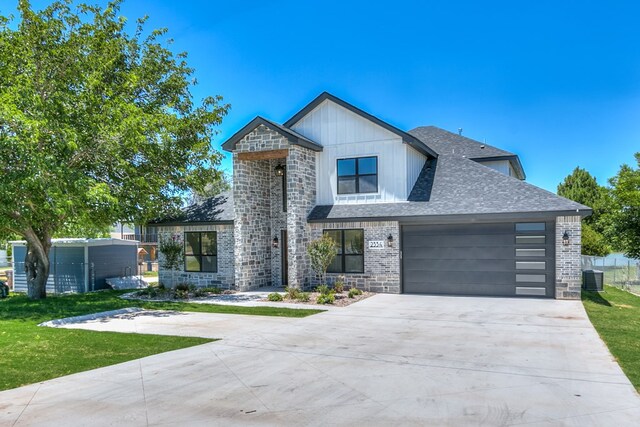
609 153 640 259
0 0 227 299
557 167 611 256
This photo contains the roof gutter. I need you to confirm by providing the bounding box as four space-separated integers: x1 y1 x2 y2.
147 221 234 227
307 209 592 224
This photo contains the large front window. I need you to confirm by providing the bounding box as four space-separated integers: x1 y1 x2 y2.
184 232 217 272
337 156 378 194
324 229 364 273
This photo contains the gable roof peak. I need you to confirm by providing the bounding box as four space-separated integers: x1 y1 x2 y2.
285 92 438 159
220 115 322 153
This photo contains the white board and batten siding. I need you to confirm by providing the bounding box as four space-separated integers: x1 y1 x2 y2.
476 160 516 178
406 146 427 196
291 99 427 205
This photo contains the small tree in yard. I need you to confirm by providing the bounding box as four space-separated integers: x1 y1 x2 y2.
307 234 337 286
0 0 228 299
158 234 183 288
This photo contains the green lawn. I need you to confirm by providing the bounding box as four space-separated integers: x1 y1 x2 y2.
0 290 322 391
582 286 640 391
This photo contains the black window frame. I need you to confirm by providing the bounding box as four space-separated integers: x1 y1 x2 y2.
323 229 365 274
336 156 378 195
184 231 218 273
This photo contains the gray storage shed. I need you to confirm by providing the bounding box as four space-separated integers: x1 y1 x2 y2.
12 238 138 293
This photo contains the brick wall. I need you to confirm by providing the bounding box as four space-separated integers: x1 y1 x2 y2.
286 145 316 289
156 224 234 288
310 221 401 293
555 216 582 299
233 155 272 290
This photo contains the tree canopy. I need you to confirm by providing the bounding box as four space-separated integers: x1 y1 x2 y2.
0 0 228 298
608 153 640 259
557 167 611 256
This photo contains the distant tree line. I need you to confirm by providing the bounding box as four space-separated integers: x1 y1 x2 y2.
557 152 640 258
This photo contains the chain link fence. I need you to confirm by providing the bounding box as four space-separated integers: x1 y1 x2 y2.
581 253 640 294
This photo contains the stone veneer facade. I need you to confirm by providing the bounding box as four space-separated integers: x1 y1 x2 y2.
555 216 582 300
232 125 316 291
310 221 401 293
156 224 234 288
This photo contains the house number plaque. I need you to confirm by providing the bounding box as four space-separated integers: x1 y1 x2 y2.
368 240 385 249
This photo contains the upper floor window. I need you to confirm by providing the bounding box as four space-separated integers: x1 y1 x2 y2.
337 156 378 194
184 232 217 272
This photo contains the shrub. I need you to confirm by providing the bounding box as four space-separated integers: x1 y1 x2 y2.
307 234 338 284
188 284 197 292
296 292 310 302
285 286 300 300
158 235 183 270
175 283 190 292
268 292 283 302
157 282 166 290
138 286 157 298
193 288 207 298
316 284 332 296
174 289 189 299
316 293 335 305
201 286 222 294
333 281 345 294
348 287 362 299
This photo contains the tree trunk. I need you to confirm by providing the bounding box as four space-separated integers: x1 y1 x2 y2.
23 229 51 300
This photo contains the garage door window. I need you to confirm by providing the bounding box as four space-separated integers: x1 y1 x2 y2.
516 235 546 245
515 223 545 232
516 248 546 257
324 229 364 273
516 261 546 270
516 274 546 283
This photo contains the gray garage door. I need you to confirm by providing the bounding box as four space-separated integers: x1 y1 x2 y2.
402 221 555 297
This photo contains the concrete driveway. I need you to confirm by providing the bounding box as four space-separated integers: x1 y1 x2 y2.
1 294 639 426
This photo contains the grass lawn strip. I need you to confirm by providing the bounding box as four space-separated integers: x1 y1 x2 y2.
0 290 322 391
582 286 640 391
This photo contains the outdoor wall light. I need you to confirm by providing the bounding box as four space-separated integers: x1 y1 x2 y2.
272 236 279 248
274 164 286 176
562 231 570 246
387 234 394 247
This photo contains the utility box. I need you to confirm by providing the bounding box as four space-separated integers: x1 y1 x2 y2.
583 270 604 292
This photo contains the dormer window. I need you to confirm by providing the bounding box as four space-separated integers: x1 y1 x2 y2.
337 156 378 194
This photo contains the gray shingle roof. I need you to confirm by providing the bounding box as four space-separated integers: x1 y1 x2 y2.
409 126 526 179
149 192 234 225
308 155 591 222
409 126 514 158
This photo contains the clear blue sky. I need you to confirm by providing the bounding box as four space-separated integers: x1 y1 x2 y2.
5 0 640 192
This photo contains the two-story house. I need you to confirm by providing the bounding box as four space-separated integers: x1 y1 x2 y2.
150 92 590 300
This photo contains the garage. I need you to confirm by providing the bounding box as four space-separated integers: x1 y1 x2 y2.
401 221 555 297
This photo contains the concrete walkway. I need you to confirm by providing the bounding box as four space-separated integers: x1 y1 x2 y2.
1 294 639 426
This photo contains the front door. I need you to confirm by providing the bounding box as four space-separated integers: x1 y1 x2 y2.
281 229 288 287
